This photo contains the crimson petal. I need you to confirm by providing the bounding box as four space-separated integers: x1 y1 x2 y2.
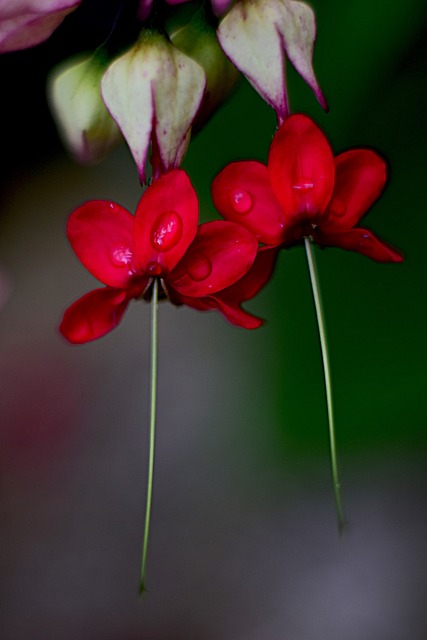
212 161 285 245
268 113 335 221
133 170 198 276
323 150 387 230
178 293 265 330
67 200 135 288
218 245 279 302
317 227 403 262
168 221 258 297
59 288 131 344
169 246 278 328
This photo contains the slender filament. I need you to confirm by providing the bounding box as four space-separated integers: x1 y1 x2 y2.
140 277 159 594
304 237 345 532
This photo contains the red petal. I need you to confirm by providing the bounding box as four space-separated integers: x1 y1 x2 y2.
323 150 387 230
178 292 265 330
212 161 285 245
317 227 403 262
168 221 258 297
168 246 278 329
59 288 130 344
133 170 198 276
218 245 279 302
268 114 335 221
67 200 135 288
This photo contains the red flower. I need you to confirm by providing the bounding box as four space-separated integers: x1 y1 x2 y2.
212 113 403 263
60 170 259 343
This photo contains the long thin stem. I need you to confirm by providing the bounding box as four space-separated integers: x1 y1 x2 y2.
140 277 159 594
304 237 345 532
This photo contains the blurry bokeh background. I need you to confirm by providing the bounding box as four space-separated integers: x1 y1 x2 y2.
1 1 427 638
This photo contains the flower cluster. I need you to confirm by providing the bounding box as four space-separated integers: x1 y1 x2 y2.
1 0 327 180
5 1 376 340
1 0 404 588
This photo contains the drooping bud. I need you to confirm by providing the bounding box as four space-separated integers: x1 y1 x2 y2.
167 4 239 131
218 0 327 123
101 30 206 183
48 52 122 165
0 0 81 53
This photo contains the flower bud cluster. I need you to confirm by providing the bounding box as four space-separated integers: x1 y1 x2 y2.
1 0 327 183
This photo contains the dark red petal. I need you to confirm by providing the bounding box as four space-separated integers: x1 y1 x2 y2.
168 221 258 297
59 288 131 344
168 246 278 329
317 227 403 262
212 161 285 245
133 169 198 276
323 150 387 230
218 245 279 303
177 292 265 330
67 200 135 288
268 113 335 221
206 245 279 328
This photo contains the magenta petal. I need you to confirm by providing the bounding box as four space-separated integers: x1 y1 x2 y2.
317 227 403 263
133 170 198 276
59 288 130 344
137 0 154 20
210 0 233 16
168 221 258 297
212 161 285 246
67 200 135 288
268 114 335 221
0 1 80 53
323 149 387 230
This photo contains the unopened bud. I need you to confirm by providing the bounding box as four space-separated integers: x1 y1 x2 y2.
48 52 122 165
101 30 206 182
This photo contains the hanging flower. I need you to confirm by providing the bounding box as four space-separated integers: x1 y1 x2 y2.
0 0 81 52
101 30 206 183
60 170 259 343
212 113 403 262
217 0 326 123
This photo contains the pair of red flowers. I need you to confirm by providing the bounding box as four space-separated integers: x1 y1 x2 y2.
60 114 402 343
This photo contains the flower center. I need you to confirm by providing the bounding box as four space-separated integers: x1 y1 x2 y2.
230 189 253 214
146 262 163 276
150 211 183 251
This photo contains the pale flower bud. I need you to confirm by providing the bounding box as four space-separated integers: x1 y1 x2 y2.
48 52 122 165
218 0 327 123
101 30 206 183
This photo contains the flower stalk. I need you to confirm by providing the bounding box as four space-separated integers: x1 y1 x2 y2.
140 277 159 595
304 237 345 532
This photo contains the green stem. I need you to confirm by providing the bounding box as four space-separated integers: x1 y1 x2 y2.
304 238 345 532
140 277 159 594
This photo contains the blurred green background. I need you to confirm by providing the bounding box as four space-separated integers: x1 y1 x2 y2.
0 1 427 638
185 0 427 454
